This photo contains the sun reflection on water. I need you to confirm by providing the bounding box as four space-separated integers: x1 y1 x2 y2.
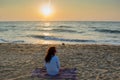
42 22 53 31
44 22 50 27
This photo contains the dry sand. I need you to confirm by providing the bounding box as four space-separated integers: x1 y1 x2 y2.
0 43 120 80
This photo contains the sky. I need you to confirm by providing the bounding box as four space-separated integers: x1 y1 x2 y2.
0 0 120 21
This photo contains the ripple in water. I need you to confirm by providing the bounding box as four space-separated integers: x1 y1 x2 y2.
31 35 96 43
95 29 120 34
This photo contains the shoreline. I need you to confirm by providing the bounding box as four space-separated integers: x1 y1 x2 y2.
0 43 120 80
0 42 120 46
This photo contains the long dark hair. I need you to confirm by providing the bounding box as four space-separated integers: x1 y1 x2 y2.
45 47 56 63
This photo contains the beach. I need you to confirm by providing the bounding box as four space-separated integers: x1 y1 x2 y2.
0 43 120 80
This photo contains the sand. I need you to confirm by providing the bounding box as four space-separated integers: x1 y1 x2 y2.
0 43 120 80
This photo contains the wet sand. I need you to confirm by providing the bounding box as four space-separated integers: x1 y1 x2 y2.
0 43 120 80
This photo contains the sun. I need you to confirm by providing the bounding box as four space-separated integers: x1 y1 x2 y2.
41 5 53 17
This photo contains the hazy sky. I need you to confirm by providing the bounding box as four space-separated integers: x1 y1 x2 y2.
0 0 120 21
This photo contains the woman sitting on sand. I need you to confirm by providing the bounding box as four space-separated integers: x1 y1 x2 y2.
45 47 60 76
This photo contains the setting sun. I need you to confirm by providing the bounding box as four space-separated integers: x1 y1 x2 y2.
40 5 53 17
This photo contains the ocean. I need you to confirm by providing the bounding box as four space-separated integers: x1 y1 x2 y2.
0 21 120 45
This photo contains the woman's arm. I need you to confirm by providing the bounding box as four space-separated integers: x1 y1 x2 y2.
56 57 60 69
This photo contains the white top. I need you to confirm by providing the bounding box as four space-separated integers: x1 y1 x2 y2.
45 56 60 76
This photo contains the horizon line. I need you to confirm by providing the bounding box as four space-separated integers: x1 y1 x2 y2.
0 20 120 22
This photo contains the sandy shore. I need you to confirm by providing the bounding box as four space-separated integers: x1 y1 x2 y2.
0 43 120 80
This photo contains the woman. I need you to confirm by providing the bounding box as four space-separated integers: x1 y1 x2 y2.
45 47 60 76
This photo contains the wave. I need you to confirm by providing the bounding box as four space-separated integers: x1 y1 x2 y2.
57 25 72 28
0 28 8 32
0 39 8 43
31 35 95 42
12 40 25 43
0 39 25 43
52 29 77 33
95 29 120 34
5 26 16 27
35 28 83 33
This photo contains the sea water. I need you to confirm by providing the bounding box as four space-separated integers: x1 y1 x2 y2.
0 21 120 45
